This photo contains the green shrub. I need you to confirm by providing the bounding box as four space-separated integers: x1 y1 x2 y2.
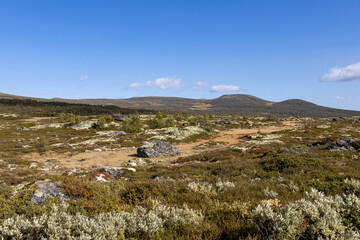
147 117 176 129
263 155 322 172
122 115 142 133
35 138 51 153
155 112 167 119
92 117 106 130
59 113 82 125
189 115 214 132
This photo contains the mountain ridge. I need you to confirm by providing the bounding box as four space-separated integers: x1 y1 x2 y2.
1 92 359 117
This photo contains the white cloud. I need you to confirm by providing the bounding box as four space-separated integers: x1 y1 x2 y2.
193 81 209 91
210 85 242 92
146 77 183 89
335 96 346 100
80 75 89 81
335 96 352 100
130 82 143 89
321 62 360 82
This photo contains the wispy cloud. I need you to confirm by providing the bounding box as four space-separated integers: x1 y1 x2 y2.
335 96 352 100
130 82 143 89
193 81 209 91
80 75 89 81
210 85 242 92
130 77 184 90
335 96 346 100
321 62 360 82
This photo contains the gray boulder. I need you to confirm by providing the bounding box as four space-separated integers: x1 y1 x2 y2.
326 137 359 151
30 180 69 205
112 115 126 121
216 119 232 124
101 167 124 178
137 141 181 158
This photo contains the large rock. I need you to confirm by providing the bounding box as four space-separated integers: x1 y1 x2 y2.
112 115 126 121
30 180 69 205
137 141 181 158
326 137 359 151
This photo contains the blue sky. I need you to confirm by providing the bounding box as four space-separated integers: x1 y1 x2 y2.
1 0 360 110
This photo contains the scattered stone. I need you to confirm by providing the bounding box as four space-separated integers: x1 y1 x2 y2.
137 141 181 158
12 183 29 197
30 123 64 130
0 113 18 118
101 167 124 178
29 163 38 169
326 137 359 151
30 180 69 205
16 126 30 131
90 172 110 182
115 131 127 136
147 126 205 141
126 158 146 167
8 164 17 171
47 123 64 128
215 119 232 124
112 114 126 121
316 125 330 129
67 167 85 175
71 121 94 130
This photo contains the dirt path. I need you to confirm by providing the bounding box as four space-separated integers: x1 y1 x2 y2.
25 124 296 170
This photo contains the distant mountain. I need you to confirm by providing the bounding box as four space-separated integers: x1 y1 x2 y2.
1 92 360 117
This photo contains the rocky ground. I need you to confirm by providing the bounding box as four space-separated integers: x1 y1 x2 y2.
0 113 359 239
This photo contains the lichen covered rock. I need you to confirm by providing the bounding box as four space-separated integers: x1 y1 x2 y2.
30 180 69 205
137 141 181 158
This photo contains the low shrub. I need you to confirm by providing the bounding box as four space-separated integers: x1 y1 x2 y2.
121 114 142 133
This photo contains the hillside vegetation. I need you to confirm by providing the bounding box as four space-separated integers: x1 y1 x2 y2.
54 94 360 117
0 107 359 239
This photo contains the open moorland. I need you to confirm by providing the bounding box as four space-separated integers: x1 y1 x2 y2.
0 100 359 239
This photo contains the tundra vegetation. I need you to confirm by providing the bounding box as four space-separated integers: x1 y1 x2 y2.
0 101 359 239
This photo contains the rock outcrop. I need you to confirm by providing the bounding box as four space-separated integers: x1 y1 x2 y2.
30 180 69 205
326 137 359 151
137 141 181 158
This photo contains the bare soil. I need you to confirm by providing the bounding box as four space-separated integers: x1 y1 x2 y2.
24 123 297 170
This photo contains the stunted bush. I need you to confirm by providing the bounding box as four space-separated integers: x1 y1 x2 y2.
252 188 360 239
345 178 360 196
0 201 204 239
35 138 51 153
59 113 82 126
121 114 142 133
187 182 216 195
155 111 167 119
189 115 214 132
147 116 176 129
91 117 106 130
